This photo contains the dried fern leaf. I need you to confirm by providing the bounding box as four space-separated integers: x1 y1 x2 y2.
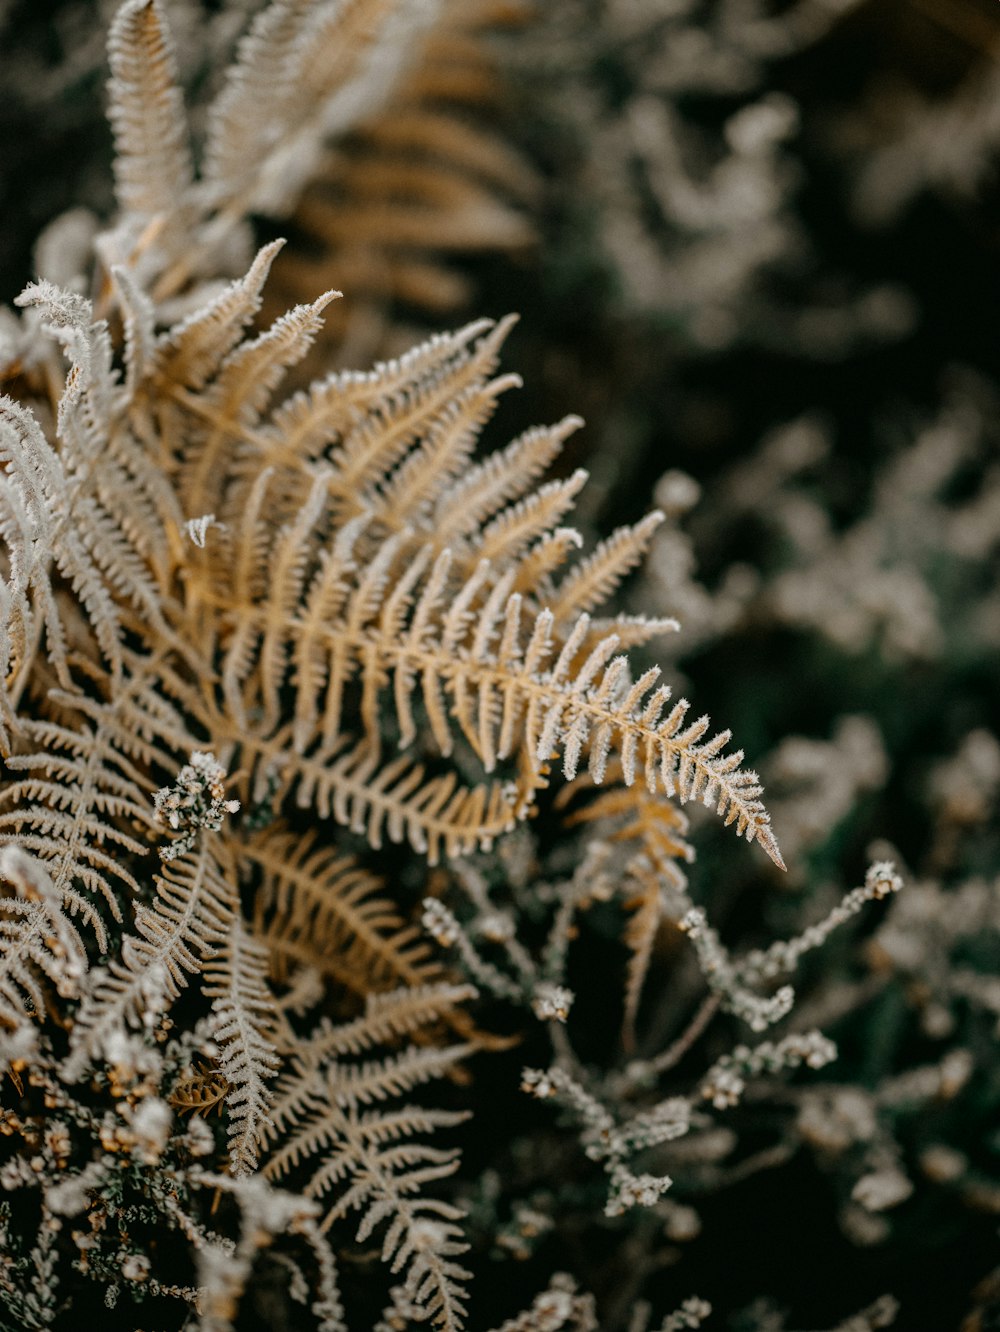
0 846 88 1028
211 511 782 863
289 982 478 1061
203 910 281 1175
64 833 236 1079
246 825 441 995
549 512 667 625
179 291 340 517
267 1043 473 1177
155 239 286 391
169 1060 231 1117
288 745 519 863
107 0 193 226
201 0 319 203
433 417 583 538
0 705 159 940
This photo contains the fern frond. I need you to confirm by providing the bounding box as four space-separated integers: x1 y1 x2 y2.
0 709 158 939
300 1110 470 1210
328 1110 471 1332
361 107 539 199
169 1060 231 1118
213 523 782 863
475 469 589 568
203 911 281 1175
20 283 181 591
267 1087 472 1330
154 239 286 391
331 1041 475 1109
0 846 88 1028
293 174 531 254
246 825 440 995
257 313 517 527
261 988 474 1330
375 371 523 534
110 264 157 393
559 766 693 880
433 417 583 539
265 316 502 468
210 292 342 430
294 982 477 1061
180 291 340 518
9 284 183 670
201 0 319 204
265 0 537 356
64 833 236 1079
578 613 682 652
620 861 669 1052
267 1043 472 1178
203 0 437 219
549 512 667 625
0 396 77 707
286 743 519 864
106 0 193 226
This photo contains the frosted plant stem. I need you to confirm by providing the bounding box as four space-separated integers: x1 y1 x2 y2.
623 993 721 1093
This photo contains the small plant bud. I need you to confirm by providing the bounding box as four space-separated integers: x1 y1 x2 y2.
531 983 575 1023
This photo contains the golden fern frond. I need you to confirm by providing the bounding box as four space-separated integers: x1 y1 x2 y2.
577 612 682 653
432 417 584 541
153 238 286 392
106 0 193 229
0 646 209 967
473 472 587 572
280 1114 471 1237
548 512 668 625
266 0 537 358
202 0 437 221
169 1060 231 1118
246 825 441 995
326 1040 476 1110
271 740 519 863
100 0 505 318
178 290 341 518
0 3 792 1324
376 372 524 534
211 497 782 863
249 312 517 521
200 0 320 207
620 861 671 1052
559 764 695 1046
559 765 694 878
